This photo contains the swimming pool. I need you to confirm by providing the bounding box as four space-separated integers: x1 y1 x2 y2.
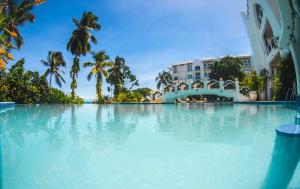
1 104 300 189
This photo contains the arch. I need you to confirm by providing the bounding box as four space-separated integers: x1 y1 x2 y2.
164 85 175 93
207 80 220 89
161 79 253 103
224 80 236 90
153 90 163 100
177 82 189 91
191 80 204 89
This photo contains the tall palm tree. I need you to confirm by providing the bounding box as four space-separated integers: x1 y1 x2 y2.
156 70 173 90
83 51 112 103
41 51 66 88
67 11 100 100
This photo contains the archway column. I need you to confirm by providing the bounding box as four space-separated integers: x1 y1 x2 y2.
235 78 240 94
290 8 300 100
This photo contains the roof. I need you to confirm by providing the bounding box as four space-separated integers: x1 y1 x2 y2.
171 54 252 66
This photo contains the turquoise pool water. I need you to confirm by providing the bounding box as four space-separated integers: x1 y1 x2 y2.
1 104 300 189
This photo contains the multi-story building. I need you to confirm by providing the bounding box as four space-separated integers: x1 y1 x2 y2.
241 0 300 100
170 55 254 84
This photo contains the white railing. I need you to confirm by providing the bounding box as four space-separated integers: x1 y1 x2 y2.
163 78 241 94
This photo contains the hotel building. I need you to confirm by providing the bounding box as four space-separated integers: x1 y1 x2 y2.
241 0 300 100
170 55 254 84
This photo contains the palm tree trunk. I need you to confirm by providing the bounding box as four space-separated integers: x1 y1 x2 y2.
49 73 52 88
71 73 76 100
96 76 103 103
71 56 79 101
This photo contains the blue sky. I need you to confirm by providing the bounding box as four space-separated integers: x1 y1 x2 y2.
11 0 251 100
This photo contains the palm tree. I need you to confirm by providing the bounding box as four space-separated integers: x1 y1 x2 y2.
1 0 45 49
106 56 138 96
156 70 173 90
83 51 112 103
67 11 100 100
0 0 45 69
106 56 126 97
41 51 66 88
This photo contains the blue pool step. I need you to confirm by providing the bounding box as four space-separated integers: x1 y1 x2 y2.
276 115 300 137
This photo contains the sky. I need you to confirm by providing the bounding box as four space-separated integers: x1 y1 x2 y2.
11 0 252 100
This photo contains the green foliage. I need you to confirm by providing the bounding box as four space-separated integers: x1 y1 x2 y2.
116 90 143 103
67 11 101 100
0 59 83 104
83 51 112 103
67 11 101 57
241 71 264 92
41 51 66 88
132 88 152 98
1 0 37 49
106 56 139 97
155 70 172 90
259 69 269 91
209 56 244 81
273 53 296 100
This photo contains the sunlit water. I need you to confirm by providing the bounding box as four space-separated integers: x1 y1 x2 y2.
1 104 300 189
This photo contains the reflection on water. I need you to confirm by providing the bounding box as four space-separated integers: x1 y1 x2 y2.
262 134 300 189
0 104 299 189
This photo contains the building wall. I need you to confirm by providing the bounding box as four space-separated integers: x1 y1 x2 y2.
170 55 254 84
242 0 300 98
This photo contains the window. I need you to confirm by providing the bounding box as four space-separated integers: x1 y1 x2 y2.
187 64 193 72
195 73 201 80
174 76 178 81
255 4 264 28
204 73 208 78
173 66 178 73
204 63 210 70
188 75 193 80
195 66 201 71
244 60 251 66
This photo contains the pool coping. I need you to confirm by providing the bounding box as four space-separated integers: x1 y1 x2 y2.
234 101 290 105
0 102 15 108
2 101 296 105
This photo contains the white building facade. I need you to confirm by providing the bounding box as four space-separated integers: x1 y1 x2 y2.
170 55 254 84
242 0 300 100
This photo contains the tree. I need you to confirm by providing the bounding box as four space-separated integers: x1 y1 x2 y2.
0 0 45 69
116 90 144 103
0 58 83 104
83 51 112 103
132 88 152 98
41 51 66 88
67 11 100 100
107 56 138 97
241 71 263 92
209 56 244 81
273 53 296 100
106 56 125 97
123 65 139 89
155 70 173 90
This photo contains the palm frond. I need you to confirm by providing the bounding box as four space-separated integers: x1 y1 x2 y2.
87 71 93 81
83 62 94 68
